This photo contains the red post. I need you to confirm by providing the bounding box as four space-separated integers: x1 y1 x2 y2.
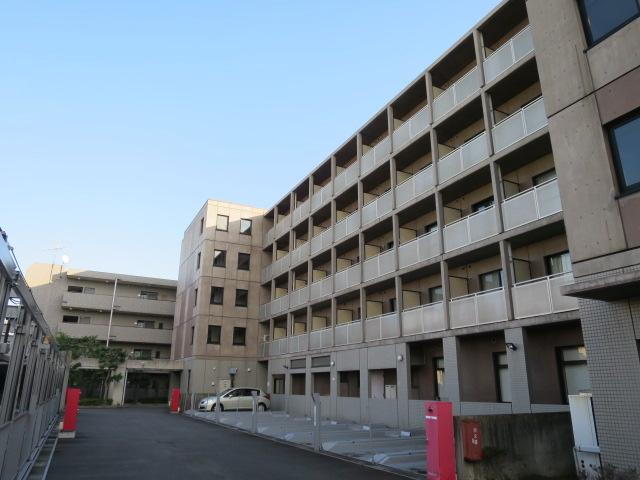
61 388 81 437
425 401 456 480
461 420 483 461
170 388 181 413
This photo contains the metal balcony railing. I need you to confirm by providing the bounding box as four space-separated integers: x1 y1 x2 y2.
289 286 309 309
334 210 360 242
335 320 363 346
502 178 562 230
363 249 395 282
483 25 534 84
443 205 499 252
270 294 289 316
398 229 441 269
512 272 578 319
309 326 333 350
263 226 275 248
311 182 333 212
361 137 391 175
492 96 547 153
334 161 360 194
365 312 400 342
275 213 291 239
449 287 508 329
401 301 446 336
268 337 289 356
310 227 333 255
395 164 435 207
309 276 332 301
292 199 310 226
290 241 310 267
362 190 393 226
288 333 309 353
433 66 481 121
334 263 361 292
392 105 430 151
437 132 489 184
259 302 271 319
270 253 291 279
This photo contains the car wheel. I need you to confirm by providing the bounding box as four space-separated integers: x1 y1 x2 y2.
257 403 266 412
209 404 216 412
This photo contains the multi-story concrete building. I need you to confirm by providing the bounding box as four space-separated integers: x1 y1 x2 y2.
26 263 180 405
177 0 640 470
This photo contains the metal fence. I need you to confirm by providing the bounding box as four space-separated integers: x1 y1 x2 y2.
0 229 69 480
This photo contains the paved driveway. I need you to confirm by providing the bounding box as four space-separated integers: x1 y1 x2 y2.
48 407 404 479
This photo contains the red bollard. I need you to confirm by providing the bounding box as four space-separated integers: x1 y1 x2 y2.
425 401 456 480
60 388 81 438
170 388 181 413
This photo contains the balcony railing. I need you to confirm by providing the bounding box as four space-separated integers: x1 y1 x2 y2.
398 229 440 269
270 294 289 316
433 66 481 121
263 227 275 248
483 25 534 84
57 323 173 344
392 105 430 151
269 337 289 356
361 137 391 175
492 96 547 153
502 178 562 231
290 241 310 267
335 320 362 346
270 253 291 279
512 272 578 319
260 264 271 284
311 182 333 212
309 276 332 301
395 164 434 207
335 263 361 292
289 286 309 309
365 312 400 342
437 132 489 184
363 249 395 282
310 227 333 255
334 211 360 241
334 161 360 194
362 190 393 226
292 199 310 226
289 333 308 353
449 287 508 329
275 213 291 239
401 301 445 336
309 326 333 350
259 302 271 319
259 341 269 357
443 205 499 252
61 292 175 317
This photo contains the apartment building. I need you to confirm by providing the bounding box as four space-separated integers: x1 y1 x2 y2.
172 200 267 394
26 263 180 405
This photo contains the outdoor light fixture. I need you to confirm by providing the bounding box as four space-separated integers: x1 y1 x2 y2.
330 360 335 366
506 342 518 351
247 368 251 372
397 354 404 362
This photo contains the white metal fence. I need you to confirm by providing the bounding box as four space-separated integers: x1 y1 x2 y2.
502 178 562 230
362 190 393 226
402 302 446 336
512 272 578 319
433 66 481 120
361 137 391 175
365 312 400 341
395 164 435 207
334 161 360 194
334 264 361 292
334 211 360 241
392 105 430 151
334 321 363 346
443 205 499 252
483 25 534 83
492 96 547 153
309 327 333 350
437 132 489 184
449 288 508 329
363 249 396 282
398 230 440 269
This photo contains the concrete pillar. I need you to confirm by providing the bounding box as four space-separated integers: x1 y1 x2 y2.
387 105 395 153
359 347 369 423
472 29 486 86
425 72 435 125
396 342 411 429
391 213 400 271
390 156 398 211
500 240 515 321
505 327 532 414
430 125 440 186
395 275 404 335
480 92 495 156
440 260 451 329
442 335 461 415
490 161 505 233
435 191 446 253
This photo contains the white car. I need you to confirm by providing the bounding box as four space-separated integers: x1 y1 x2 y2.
198 388 270 412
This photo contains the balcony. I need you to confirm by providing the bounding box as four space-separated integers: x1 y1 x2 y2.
57 323 173 344
62 292 174 317
334 211 360 242
289 286 309 309
270 294 289 316
334 161 360 195
309 326 333 350
492 96 547 153
395 164 435 207
512 272 578 319
362 190 393 226
269 254 291 279
365 312 400 342
483 25 534 84
335 320 362 346
310 227 333 255
361 137 391 175
289 333 308 353
309 276 332 301
269 337 289 356
502 178 562 231
363 249 395 282
311 183 333 212
398 230 440 269
274 214 291 239
335 264 361 292
437 132 489 184
292 199 310 226
259 302 271 319
401 301 446 336
443 206 499 252
263 227 275 248
433 66 481 121
449 287 507 329
392 105 430 151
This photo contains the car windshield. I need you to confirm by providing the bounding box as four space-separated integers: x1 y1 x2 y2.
218 388 234 396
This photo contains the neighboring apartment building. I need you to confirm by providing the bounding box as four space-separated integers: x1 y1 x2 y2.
172 200 266 394
26 263 180 405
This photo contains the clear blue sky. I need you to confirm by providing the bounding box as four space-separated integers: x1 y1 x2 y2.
0 0 499 280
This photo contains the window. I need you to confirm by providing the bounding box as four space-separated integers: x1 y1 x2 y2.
196 252 201 269
235 289 248 307
311 355 330 368
79 316 91 324
140 291 158 300
558 346 591 402
545 251 572 276
339 371 360 397
495 352 511 402
207 325 221 344
135 320 155 329
479 269 503 291
213 249 226 267
232 327 246 346
83 287 95 294
389 298 396 312
424 222 438 234
290 358 306 369
190 326 195 345
67 286 83 293
194 288 198 306
155 351 161 359
429 286 443 303
238 253 251 271
216 214 229 231
610 111 640 194
210 287 223 305
471 197 494 213
533 168 557 186
273 375 285 394
240 218 252 235
434 357 445 400
158 322 164 329
578 0 640 45
133 349 152 360
62 315 78 324
200 217 204 235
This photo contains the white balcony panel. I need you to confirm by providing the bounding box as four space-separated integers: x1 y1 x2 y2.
309 327 333 350
289 286 309 309
483 25 534 83
259 342 269 357
365 312 400 342
310 227 332 255
290 242 310 267
311 182 333 212
271 294 289 316
275 214 291 239
362 190 393 226
402 301 445 336
334 264 361 292
334 161 360 194
361 137 391 175
263 227 274 248
398 230 441 269
450 288 507 329
433 66 481 120
260 264 272 284
269 338 289 356
292 199 310 226
395 165 434 207
289 333 308 353
334 211 360 242
271 254 291 278
363 249 395 282
259 302 271 320
392 105 430 151
492 97 547 153
309 276 332 301
513 272 578 319
335 321 363 346
502 178 562 231
443 206 498 252
437 132 489 184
